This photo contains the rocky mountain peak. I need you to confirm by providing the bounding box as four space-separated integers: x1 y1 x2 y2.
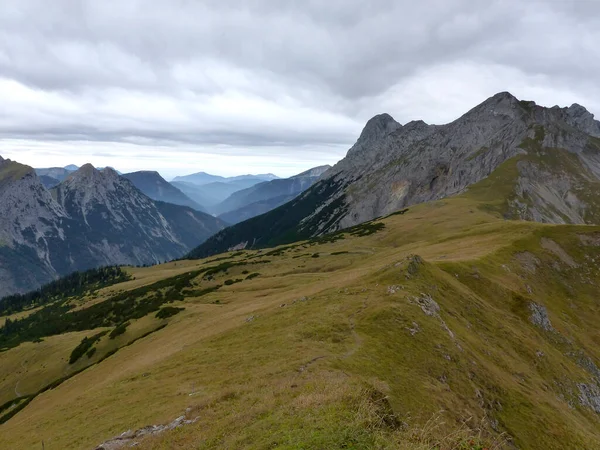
345 113 401 159
100 166 120 179
358 113 401 142
565 103 600 137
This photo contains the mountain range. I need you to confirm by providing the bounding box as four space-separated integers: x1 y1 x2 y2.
172 171 279 186
122 171 207 213
0 160 224 297
214 165 331 223
5 92 600 448
188 92 600 258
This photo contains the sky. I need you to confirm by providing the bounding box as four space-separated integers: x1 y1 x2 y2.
1 1 600 179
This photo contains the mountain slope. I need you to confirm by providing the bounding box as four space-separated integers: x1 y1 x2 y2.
34 167 75 182
172 179 268 210
38 175 61 189
189 92 600 258
218 193 297 225
0 158 68 296
123 171 207 212
171 171 226 186
172 172 279 186
3 197 600 449
213 165 331 217
52 164 225 267
0 161 225 297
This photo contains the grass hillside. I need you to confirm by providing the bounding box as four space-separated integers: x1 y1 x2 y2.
2 190 600 449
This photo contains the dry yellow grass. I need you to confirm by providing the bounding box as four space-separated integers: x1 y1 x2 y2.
1 196 600 449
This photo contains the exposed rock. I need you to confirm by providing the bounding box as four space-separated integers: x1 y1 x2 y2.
515 252 540 274
540 238 579 268
387 285 403 294
410 293 440 317
529 302 554 331
95 415 199 449
579 233 600 246
578 383 600 413
406 322 420 336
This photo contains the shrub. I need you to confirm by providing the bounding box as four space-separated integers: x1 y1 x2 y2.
109 321 131 340
246 273 260 280
69 331 108 364
155 307 184 320
86 347 97 358
311 253 320 258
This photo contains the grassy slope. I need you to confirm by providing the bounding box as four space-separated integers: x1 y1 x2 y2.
1 191 600 448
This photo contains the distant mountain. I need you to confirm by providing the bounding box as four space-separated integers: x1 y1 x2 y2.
188 92 600 258
227 173 279 182
35 167 74 182
291 165 331 178
170 181 217 209
213 165 331 221
172 179 268 209
38 175 61 189
64 164 79 171
171 172 226 186
172 171 278 186
0 160 225 297
123 171 207 213
218 194 296 225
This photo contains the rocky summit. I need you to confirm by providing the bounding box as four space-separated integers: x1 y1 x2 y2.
189 92 600 258
0 161 225 297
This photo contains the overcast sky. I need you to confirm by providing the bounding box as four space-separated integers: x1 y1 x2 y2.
1 0 599 178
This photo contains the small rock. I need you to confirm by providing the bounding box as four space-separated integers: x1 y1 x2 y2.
406 322 420 335
529 302 553 331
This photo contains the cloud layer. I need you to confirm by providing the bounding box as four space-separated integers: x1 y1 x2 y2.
1 0 599 177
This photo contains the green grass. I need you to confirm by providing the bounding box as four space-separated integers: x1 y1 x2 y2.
2 195 600 449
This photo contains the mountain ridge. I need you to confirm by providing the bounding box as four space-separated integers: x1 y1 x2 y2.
123 170 207 213
188 91 600 258
0 161 225 297
213 165 332 219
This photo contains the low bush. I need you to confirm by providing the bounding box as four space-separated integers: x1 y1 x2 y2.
109 321 131 340
155 306 185 319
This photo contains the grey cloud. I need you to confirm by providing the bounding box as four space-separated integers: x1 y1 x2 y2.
0 0 599 172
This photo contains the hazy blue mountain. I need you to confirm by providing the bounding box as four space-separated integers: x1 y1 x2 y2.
123 171 207 212
213 165 331 218
218 194 296 225
171 172 226 186
171 178 268 209
171 171 279 186
35 167 74 182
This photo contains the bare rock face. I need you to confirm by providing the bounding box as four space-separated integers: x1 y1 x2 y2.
314 92 600 230
0 162 224 297
529 302 554 331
